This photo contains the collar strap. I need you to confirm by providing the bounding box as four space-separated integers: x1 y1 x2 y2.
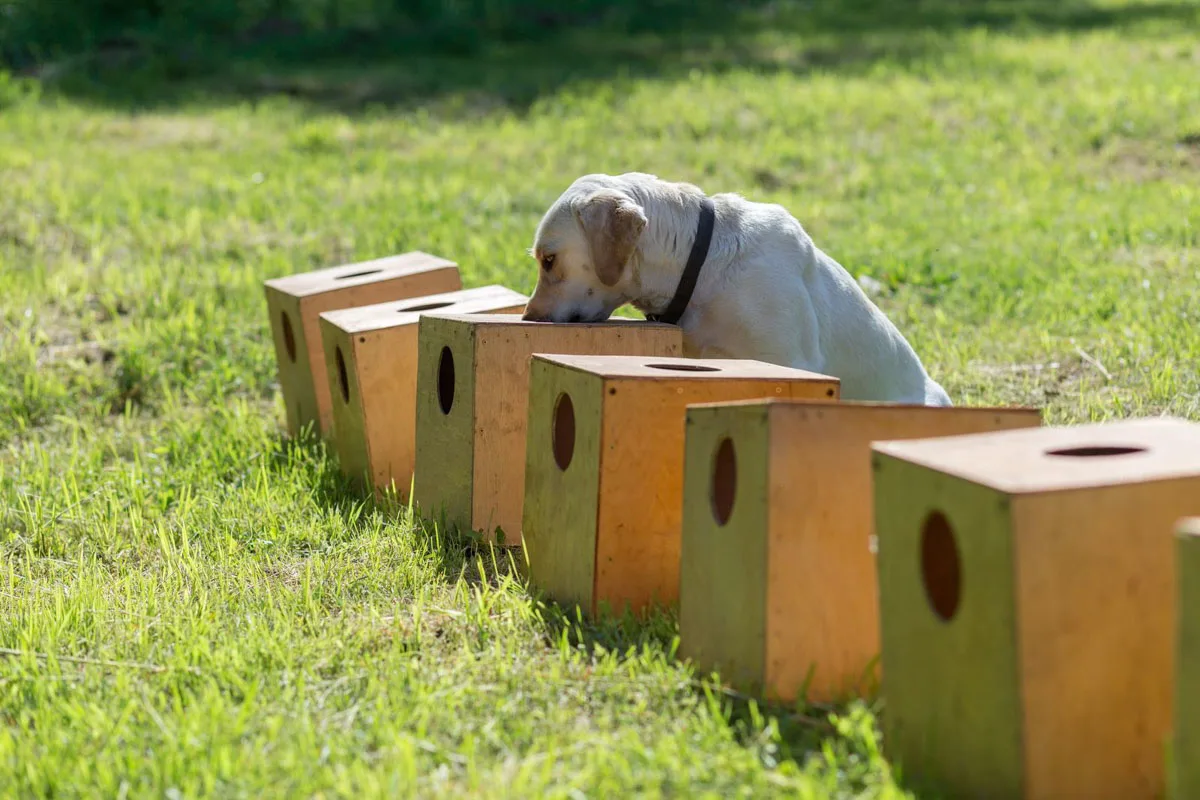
645 196 715 326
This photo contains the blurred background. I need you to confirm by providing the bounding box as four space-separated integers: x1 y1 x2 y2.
6 0 1194 105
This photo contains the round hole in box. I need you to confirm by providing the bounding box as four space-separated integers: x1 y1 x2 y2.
334 268 383 281
646 363 721 373
398 301 455 314
437 346 455 415
920 510 961 622
335 346 350 404
1045 445 1146 458
281 310 297 363
711 438 737 526
553 393 575 471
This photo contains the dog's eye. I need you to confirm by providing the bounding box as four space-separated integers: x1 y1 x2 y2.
540 254 556 272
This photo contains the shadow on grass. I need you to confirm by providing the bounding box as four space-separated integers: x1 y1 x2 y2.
284 439 879 768
529 587 875 764
264 425 382 519
23 0 1199 115
261 429 515 581
513 576 883 763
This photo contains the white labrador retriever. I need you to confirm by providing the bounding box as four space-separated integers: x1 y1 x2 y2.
521 172 952 406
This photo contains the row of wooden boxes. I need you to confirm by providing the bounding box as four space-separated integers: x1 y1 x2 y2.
264 251 1200 799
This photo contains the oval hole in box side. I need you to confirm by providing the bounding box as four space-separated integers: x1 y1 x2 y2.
711 437 737 526
921 510 962 622
553 393 576 471
437 346 455 415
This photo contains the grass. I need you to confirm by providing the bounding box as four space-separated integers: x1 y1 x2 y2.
1 0 1199 795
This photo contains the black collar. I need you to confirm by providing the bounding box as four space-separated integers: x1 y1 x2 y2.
645 196 715 326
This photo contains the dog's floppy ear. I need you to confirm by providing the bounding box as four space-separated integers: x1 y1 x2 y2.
573 189 647 287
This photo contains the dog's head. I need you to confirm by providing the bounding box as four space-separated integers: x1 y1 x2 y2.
522 181 647 323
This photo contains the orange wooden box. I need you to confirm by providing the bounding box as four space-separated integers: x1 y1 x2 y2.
522 355 840 618
318 285 528 498
677 399 1041 704
264 251 461 437
1173 517 1200 800
872 417 1200 800
411 314 683 544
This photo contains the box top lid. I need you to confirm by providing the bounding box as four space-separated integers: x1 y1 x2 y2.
872 416 1200 495
319 285 527 333
684 397 1041 416
264 251 458 297
419 312 680 332
531 353 840 383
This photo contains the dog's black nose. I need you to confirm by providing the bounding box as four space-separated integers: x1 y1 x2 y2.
567 312 584 323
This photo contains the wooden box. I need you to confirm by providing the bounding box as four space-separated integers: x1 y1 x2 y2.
1174 517 1200 800
523 354 841 618
411 314 683 543
264 251 461 437
318 285 528 498
871 417 1200 800
677 399 1041 704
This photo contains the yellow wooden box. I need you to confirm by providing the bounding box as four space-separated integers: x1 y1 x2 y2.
872 417 1200 800
522 354 840 618
263 251 461 437
678 399 1041 704
411 314 683 544
319 285 528 499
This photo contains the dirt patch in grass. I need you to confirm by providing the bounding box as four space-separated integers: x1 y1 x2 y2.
95 115 225 149
1094 136 1200 182
963 351 1099 407
0 210 91 263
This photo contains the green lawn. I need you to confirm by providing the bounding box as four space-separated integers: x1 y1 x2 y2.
2 0 1199 795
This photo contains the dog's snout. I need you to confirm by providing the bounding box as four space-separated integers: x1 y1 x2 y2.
519 308 585 323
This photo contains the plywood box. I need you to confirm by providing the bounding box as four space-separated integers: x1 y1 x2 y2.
677 399 1041 704
319 285 528 499
523 355 840 618
411 314 683 544
1173 517 1200 800
264 251 461 437
872 417 1200 800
